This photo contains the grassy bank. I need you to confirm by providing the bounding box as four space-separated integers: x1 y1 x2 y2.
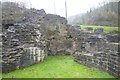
80 25 119 33
2 55 114 78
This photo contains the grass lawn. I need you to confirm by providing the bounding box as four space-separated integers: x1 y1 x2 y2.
80 25 119 33
2 55 115 78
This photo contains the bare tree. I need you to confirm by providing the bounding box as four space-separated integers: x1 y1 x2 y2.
65 0 67 19
28 0 32 9
53 0 56 14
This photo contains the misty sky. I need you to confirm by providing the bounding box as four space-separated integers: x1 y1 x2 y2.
29 0 104 17
3 0 107 17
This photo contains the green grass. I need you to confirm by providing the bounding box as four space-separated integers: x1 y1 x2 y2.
2 55 114 78
80 25 119 33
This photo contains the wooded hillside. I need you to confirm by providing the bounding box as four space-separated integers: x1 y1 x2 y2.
68 2 120 27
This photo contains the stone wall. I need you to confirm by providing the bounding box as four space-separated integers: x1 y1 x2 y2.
2 4 68 73
74 49 120 78
2 22 47 73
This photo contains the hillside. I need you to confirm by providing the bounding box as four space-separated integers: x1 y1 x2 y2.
68 2 119 27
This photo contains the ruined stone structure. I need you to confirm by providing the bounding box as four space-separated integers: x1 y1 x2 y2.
1 2 120 78
2 3 68 73
69 26 120 78
74 35 120 78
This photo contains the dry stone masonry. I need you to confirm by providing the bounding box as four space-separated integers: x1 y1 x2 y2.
1 2 120 78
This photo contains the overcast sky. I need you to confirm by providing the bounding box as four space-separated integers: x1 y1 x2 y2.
4 0 108 17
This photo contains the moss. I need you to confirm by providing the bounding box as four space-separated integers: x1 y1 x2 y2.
67 38 73 40
46 29 55 36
